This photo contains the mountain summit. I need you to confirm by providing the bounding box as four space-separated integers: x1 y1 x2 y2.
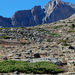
0 0 75 27
42 0 75 23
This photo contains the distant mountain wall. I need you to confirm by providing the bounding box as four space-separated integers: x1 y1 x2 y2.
0 16 11 28
0 0 75 27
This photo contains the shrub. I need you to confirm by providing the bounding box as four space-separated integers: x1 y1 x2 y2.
0 28 10 30
67 30 75 33
50 33 59 35
0 36 9 39
47 39 53 42
48 33 61 37
71 24 75 29
67 22 73 23
63 43 71 46
53 25 63 29
57 39 67 43
0 60 63 74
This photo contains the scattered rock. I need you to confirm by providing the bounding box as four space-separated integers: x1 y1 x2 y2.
69 46 75 50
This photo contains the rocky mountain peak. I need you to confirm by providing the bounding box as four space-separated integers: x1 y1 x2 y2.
52 0 61 4
44 0 61 9
42 0 75 24
1 0 75 27
31 5 41 16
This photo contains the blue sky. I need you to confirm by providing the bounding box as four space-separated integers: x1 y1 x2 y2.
0 0 75 18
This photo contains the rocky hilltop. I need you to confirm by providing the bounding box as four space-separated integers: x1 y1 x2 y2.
1 0 75 27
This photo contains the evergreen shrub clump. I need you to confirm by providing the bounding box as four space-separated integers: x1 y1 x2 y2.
0 60 63 74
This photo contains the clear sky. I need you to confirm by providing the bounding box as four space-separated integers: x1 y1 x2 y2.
0 0 75 18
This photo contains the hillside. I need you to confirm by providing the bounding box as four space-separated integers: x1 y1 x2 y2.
0 13 75 74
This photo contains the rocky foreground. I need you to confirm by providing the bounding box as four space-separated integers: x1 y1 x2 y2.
0 14 75 75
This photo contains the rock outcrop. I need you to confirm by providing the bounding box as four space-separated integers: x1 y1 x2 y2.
1 0 75 27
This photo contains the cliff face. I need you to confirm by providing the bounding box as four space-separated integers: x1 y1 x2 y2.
11 6 43 27
1 0 75 27
11 0 75 27
0 16 11 28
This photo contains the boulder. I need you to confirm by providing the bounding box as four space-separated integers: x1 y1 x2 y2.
69 46 75 50
73 67 75 71
51 59 62 65
34 53 40 58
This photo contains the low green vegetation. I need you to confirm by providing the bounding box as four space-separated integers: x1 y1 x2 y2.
68 19 71 21
57 39 67 43
32 47 36 48
62 43 71 46
70 24 75 29
73 19 75 21
37 29 49 33
53 25 63 29
48 33 58 35
53 22 57 24
0 28 10 30
38 24 42 26
0 60 63 74
48 33 61 37
67 22 73 23
47 39 53 42
67 30 75 33
57 39 71 46
0 36 9 39
0 27 27 30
